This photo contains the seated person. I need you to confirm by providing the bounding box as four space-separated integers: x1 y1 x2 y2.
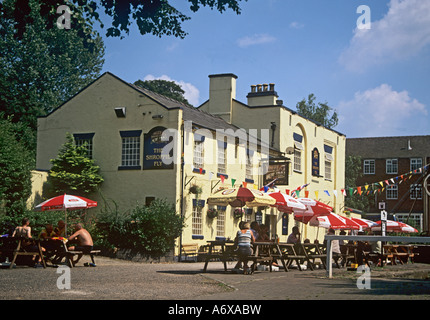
39 224 56 239
67 223 94 265
54 220 66 237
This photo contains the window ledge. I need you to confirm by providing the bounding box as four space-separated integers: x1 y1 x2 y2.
118 166 141 171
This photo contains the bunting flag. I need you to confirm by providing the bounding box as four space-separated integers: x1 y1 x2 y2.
188 162 428 201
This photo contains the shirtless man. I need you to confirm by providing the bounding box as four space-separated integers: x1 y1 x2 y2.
67 223 94 265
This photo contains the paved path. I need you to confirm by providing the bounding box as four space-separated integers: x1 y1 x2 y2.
1 256 430 301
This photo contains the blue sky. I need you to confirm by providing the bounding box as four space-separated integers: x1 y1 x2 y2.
99 0 430 138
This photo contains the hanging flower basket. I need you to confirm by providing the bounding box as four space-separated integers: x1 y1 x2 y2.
207 208 218 219
189 185 202 195
233 208 244 219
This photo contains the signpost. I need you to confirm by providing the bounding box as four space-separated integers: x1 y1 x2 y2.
379 201 387 236
381 210 387 236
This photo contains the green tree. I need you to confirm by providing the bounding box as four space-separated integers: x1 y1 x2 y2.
134 79 190 105
0 118 34 216
0 0 105 132
6 0 246 39
296 93 339 129
345 155 372 212
48 134 103 197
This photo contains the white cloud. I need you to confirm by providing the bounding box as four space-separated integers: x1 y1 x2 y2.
337 84 428 137
143 74 200 106
339 0 430 72
237 33 276 48
289 21 304 29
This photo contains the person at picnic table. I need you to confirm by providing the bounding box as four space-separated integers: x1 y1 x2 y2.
54 220 66 237
67 223 94 265
12 218 44 267
327 228 341 256
39 224 56 239
234 222 255 274
250 221 260 241
287 226 301 244
257 224 270 241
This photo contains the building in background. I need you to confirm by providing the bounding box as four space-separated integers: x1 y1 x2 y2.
346 136 430 233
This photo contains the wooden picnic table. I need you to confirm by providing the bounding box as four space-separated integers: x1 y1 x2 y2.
0 237 46 268
278 243 308 271
383 244 415 265
202 240 236 272
250 241 288 272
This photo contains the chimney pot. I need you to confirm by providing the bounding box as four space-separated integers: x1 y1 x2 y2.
263 84 268 91
257 84 262 92
251 85 256 93
269 83 275 91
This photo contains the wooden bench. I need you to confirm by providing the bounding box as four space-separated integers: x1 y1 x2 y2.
181 243 199 261
248 255 276 274
302 243 327 270
66 249 101 267
279 243 308 271
1 237 46 269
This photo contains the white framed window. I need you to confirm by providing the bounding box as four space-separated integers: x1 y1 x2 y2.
325 160 332 181
217 141 227 174
411 158 422 172
410 184 422 200
293 133 303 173
386 185 398 200
363 159 375 175
246 149 254 181
293 149 302 172
193 140 204 169
192 200 204 235
119 130 142 169
216 206 226 237
386 159 398 174
324 144 333 180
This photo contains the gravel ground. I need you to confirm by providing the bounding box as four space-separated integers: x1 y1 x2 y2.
1 256 430 301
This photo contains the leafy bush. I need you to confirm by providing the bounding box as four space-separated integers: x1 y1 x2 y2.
94 198 185 257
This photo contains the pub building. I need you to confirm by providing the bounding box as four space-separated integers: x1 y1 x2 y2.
33 72 346 259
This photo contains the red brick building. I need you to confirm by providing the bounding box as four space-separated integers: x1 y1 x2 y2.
346 135 430 233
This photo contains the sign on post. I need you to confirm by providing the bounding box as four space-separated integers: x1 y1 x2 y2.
381 210 387 236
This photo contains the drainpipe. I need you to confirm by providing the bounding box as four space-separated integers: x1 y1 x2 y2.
270 122 276 148
178 121 185 262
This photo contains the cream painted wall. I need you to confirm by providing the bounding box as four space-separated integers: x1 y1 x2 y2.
37 73 181 213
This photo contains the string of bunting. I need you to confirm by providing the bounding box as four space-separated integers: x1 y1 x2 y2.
192 164 429 198
344 164 430 197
